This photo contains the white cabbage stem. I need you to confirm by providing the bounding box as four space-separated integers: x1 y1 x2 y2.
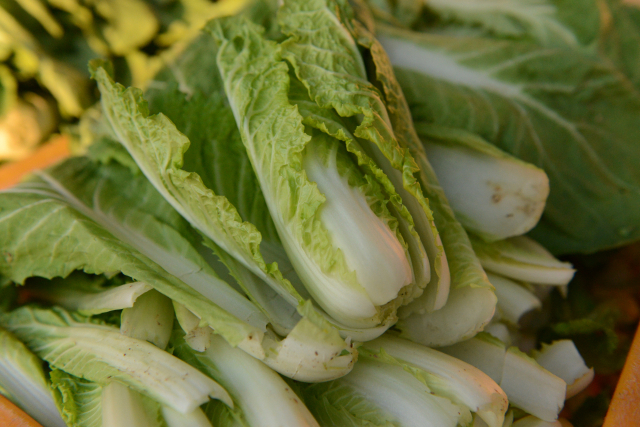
304 141 413 306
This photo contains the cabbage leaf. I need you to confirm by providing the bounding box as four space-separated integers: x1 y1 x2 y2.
379 24 640 254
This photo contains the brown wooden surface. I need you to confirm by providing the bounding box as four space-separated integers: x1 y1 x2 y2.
603 324 640 426
0 395 43 427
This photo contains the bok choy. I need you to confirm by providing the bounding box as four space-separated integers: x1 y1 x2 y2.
0 0 625 425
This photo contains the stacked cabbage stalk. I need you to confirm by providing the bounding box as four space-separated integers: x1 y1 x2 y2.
0 0 592 426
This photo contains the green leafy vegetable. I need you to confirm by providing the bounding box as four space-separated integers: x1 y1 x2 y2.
143 29 390 343
209 12 417 329
277 0 443 313
0 158 265 348
341 6 496 346
2 0 637 425
378 24 640 254
0 306 231 413
91 63 303 322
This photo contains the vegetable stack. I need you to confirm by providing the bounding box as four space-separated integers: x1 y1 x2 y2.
2 0 637 426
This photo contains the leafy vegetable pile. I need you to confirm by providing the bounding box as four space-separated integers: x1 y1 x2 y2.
1 0 639 426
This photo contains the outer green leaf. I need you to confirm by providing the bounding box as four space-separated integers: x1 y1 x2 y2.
379 25 640 254
50 370 103 427
0 306 230 414
419 0 600 47
599 0 640 91
143 34 305 336
92 63 302 317
144 33 279 242
45 157 268 332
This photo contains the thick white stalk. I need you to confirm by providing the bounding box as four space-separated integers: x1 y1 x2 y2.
204 334 320 427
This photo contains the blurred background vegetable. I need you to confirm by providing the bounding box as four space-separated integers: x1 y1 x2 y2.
0 0 247 162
